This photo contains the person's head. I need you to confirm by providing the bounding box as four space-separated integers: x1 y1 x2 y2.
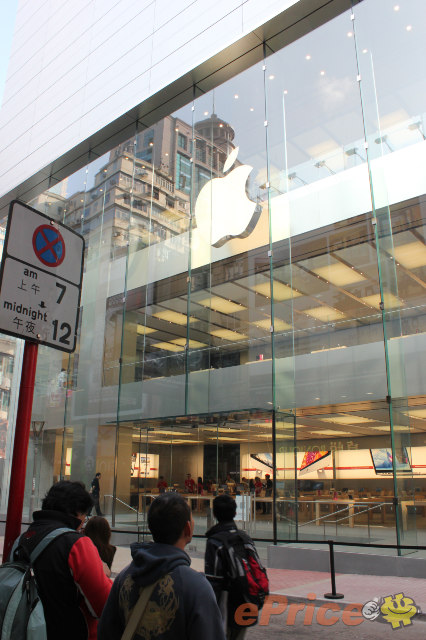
42 481 93 527
95 472 101 478
148 493 193 547
159 475 164 480
198 477 202 483
265 474 270 479
213 494 237 523
84 516 111 545
186 473 191 479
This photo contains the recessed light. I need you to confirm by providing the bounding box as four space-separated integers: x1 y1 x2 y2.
250 107 254 112
305 55 311 61
250 281 302 301
210 329 248 341
320 70 325 76
204 111 208 116
347 31 353 37
152 310 195 325
312 263 366 286
268 74 275 80
304 306 345 321
362 49 368 54
406 25 412 31
283 90 288 95
151 342 185 353
197 296 246 314
394 5 400 11
234 94 239 99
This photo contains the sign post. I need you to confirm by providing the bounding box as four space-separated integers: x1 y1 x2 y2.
1 200 84 562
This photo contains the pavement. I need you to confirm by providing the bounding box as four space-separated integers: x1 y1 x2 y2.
110 544 426 619
3 531 425 625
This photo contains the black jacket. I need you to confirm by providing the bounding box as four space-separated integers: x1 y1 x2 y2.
91 477 100 499
98 541 225 640
17 510 111 640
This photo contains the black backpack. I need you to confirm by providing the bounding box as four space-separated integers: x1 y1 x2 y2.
212 529 269 626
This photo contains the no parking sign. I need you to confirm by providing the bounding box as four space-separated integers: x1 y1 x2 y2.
0 200 84 352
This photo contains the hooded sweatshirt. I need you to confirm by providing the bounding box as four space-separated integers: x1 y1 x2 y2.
97 541 225 640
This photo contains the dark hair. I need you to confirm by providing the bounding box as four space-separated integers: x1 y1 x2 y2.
213 494 236 522
85 516 116 569
42 481 93 516
95 472 101 478
148 494 191 544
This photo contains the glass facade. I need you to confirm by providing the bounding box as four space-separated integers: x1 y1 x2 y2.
4 0 426 550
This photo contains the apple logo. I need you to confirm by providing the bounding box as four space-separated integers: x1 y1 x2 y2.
194 146 261 247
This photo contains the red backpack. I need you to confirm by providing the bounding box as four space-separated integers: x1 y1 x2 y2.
213 530 269 626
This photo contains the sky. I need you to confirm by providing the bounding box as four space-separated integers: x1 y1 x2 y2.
0 0 18 106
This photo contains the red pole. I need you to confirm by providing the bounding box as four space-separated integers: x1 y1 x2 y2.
3 341 38 563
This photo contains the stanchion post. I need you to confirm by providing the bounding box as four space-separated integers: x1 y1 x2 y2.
2 341 38 562
324 539 344 599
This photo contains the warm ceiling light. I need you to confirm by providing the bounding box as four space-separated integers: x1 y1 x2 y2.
312 263 366 286
320 70 325 76
201 427 241 433
150 430 191 436
175 439 204 443
304 306 345 321
393 241 426 269
319 415 378 425
137 325 157 335
372 425 410 432
347 31 353 37
305 55 311 60
171 338 206 348
268 75 275 80
250 281 302 301
314 430 350 436
197 296 246 314
153 310 195 325
210 329 248 341
151 342 184 352
252 318 292 331
234 94 239 99
204 111 208 116
360 293 401 309
250 107 254 112
404 409 426 419
394 4 400 10
406 25 412 32
209 436 240 441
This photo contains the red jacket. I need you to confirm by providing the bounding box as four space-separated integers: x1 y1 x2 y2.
18 510 111 640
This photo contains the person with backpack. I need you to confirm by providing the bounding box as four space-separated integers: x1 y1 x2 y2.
205 494 269 640
1 480 112 640
98 493 225 640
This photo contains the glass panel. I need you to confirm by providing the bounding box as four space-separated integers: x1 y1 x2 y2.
115 112 193 421
187 62 272 415
353 0 426 550
276 411 297 542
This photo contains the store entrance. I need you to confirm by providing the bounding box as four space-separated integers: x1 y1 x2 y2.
112 408 296 541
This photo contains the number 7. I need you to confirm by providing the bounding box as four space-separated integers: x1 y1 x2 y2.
56 283 66 303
